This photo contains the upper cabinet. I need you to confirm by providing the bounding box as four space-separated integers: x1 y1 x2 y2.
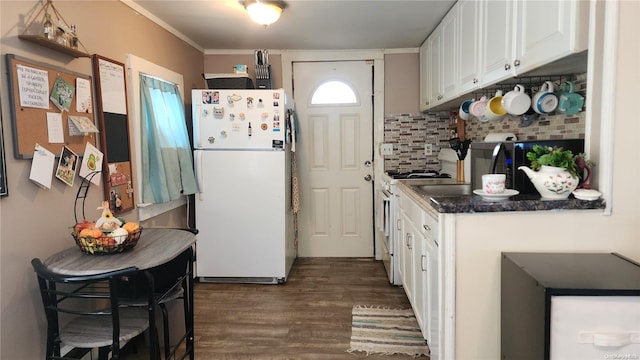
419 40 431 111
422 0 589 111
480 0 515 86
513 0 589 76
440 9 459 101
457 0 482 94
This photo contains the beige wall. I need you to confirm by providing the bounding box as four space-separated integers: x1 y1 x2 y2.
384 53 420 115
0 1 203 358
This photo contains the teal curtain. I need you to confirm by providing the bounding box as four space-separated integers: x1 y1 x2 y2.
140 74 197 203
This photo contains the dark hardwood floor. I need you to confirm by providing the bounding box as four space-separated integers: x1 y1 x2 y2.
123 257 428 359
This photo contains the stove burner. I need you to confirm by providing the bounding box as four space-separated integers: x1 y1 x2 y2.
387 171 451 179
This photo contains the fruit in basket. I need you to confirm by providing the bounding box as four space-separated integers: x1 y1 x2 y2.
95 201 123 231
110 227 129 245
74 220 96 234
122 222 140 234
79 227 102 239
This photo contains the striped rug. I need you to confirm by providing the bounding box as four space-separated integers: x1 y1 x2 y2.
348 305 430 357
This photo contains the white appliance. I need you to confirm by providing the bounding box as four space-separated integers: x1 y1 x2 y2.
380 148 464 285
193 88 295 283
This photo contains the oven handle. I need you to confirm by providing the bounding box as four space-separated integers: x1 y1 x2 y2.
381 189 392 200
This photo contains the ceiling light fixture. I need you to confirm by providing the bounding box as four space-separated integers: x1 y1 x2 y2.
243 0 286 27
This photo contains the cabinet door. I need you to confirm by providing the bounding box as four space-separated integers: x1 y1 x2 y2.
457 0 481 94
401 213 415 305
427 28 443 106
413 227 429 338
419 40 431 111
480 0 515 86
396 210 406 284
513 0 587 75
426 233 440 359
440 8 458 100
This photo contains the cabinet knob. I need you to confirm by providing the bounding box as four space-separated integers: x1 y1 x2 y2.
514 59 521 67
423 224 431 231
504 63 511 71
437 95 443 100
473 78 478 84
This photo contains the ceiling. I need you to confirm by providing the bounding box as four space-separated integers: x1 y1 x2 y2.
123 0 457 51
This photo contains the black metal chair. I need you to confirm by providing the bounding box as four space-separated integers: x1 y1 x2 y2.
118 228 197 359
32 258 150 360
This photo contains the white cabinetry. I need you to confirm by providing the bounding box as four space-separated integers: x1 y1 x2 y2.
457 0 482 95
513 0 589 76
481 0 589 86
421 5 457 109
426 27 442 107
421 0 588 109
419 40 431 111
440 8 458 101
397 188 441 359
480 0 515 86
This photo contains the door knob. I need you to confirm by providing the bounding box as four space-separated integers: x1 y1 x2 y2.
364 174 372 181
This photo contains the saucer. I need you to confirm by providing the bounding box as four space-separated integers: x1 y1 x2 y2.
473 189 519 201
572 189 601 201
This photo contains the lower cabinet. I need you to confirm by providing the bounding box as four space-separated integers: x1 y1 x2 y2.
397 189 441 359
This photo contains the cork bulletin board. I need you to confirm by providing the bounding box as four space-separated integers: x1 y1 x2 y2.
92 54 135 214
5 54 97 159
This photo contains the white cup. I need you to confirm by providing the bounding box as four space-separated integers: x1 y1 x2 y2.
469 96 488 118
501 84 531 116
458 99 473 121
532 81 558 115
484 90 507 121
482 174 506 194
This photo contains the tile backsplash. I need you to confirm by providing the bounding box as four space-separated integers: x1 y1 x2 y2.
384 75 587 173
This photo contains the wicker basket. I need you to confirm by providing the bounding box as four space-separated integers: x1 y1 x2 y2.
72 228 142 255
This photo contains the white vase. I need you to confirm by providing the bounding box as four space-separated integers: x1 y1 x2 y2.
518 165 579 200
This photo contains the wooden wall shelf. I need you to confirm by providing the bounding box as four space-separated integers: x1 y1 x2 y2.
18 35 90 58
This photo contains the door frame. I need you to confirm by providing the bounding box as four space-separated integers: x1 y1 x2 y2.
282 50 385 259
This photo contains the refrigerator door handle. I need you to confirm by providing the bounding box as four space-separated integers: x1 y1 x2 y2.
195 150 205 200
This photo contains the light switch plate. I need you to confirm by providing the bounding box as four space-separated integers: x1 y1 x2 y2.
381 143 393 156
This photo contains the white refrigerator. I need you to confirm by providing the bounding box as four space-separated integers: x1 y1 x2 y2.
192 89 295 283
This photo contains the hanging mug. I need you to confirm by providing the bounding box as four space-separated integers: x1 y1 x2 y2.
485 90 507 121
557 81 585 115
501 84 531 116
469 96 488 120
531 81 558 115
458 99 474 121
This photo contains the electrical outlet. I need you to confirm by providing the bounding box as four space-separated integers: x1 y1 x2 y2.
381 143 393 156
425 143 433 155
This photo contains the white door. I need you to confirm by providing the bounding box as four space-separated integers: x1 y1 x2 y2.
293 61 373 257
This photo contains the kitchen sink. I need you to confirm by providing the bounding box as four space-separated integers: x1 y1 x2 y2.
403 179 472 197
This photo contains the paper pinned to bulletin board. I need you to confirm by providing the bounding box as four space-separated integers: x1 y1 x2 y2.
5 54 97 159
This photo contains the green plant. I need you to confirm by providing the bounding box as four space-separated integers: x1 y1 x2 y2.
526 145 580 177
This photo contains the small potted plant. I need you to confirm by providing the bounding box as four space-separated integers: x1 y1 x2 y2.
518 145 591 199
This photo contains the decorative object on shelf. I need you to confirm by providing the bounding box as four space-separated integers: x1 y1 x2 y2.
518 145 592 200
18 0 89 58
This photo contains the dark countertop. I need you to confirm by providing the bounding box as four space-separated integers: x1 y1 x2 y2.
396 181 606 214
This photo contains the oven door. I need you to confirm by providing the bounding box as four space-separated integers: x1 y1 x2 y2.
380 189 393 283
